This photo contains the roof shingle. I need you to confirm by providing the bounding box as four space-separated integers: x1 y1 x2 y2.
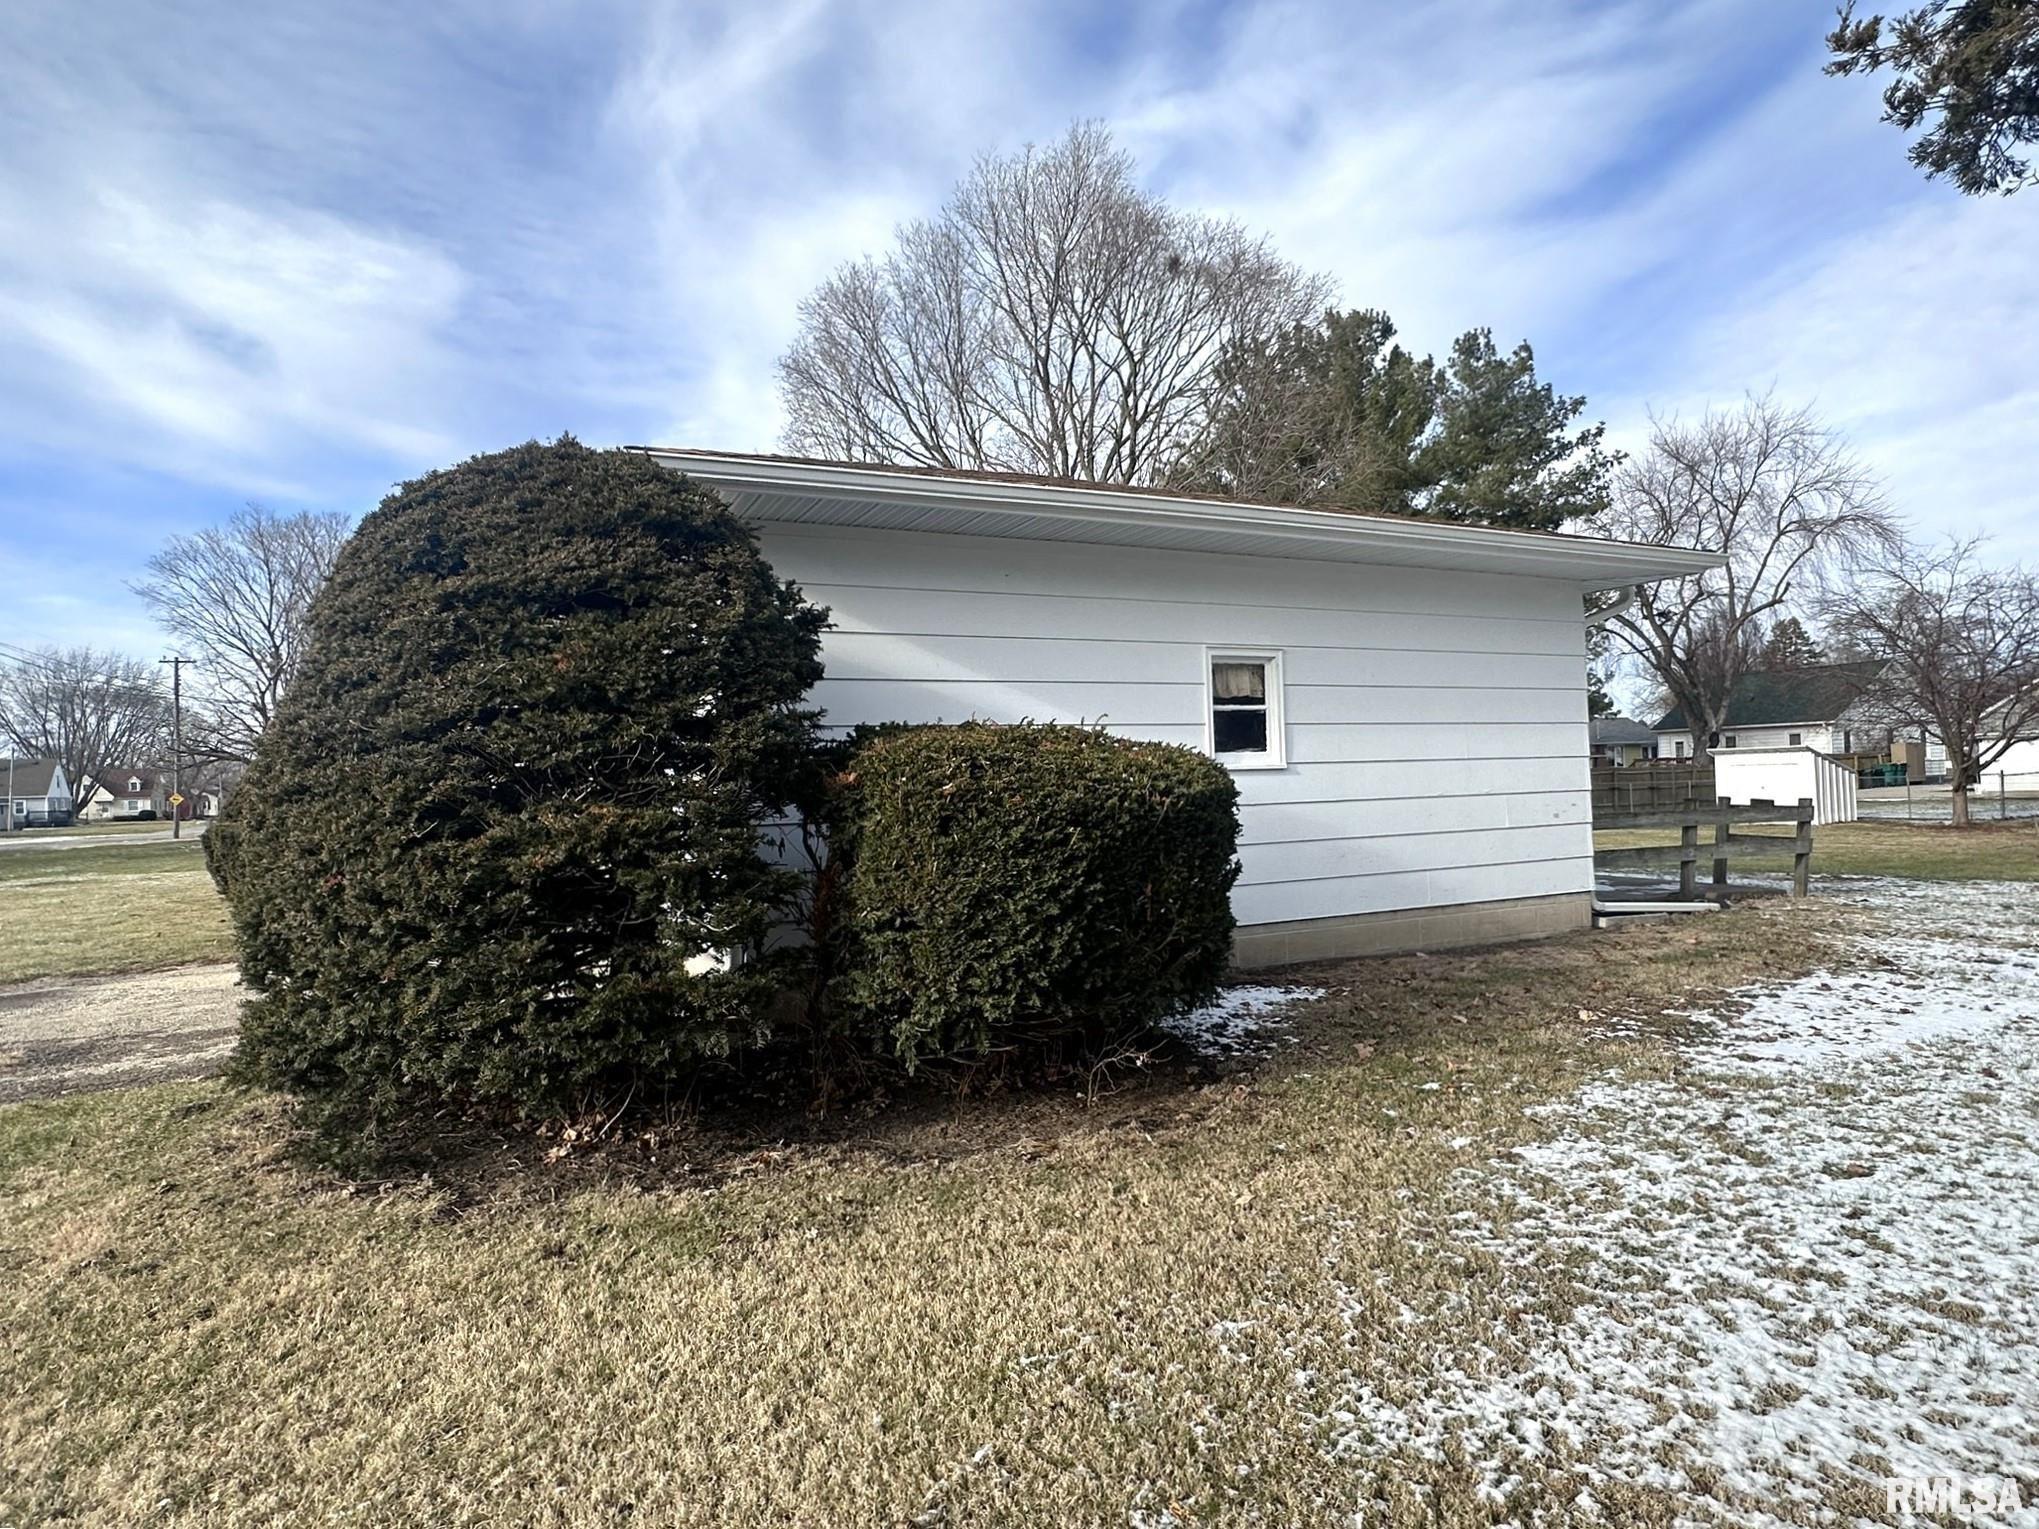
1652 661 1885 732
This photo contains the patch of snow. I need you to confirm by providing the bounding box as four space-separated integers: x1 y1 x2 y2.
1313 879 2039 1522
1160 984 1324 1058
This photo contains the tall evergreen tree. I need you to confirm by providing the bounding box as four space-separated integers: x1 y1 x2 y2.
1759 616 1829 671
1178 310 1616 530
1828 0 2039 196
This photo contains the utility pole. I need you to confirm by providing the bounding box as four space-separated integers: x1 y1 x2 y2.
159 655 195 840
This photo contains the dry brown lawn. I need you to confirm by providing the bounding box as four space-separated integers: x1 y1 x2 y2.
0 901 1851 1527
0 840 231 983
1594 815 2039 882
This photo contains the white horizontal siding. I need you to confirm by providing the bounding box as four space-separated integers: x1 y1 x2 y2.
1724 725 1833 751
821 631 1583 690
1195 757 1590 803
808 587 1585 657
808 678 1581 731
768 525 1590 621
1285 723 1584 765
1236 823 1587 885
1239 790 1590 845
759 523 1596 929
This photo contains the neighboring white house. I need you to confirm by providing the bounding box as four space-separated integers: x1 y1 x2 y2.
76 767 217 821
1 758 73 827
1651 661 1907 762
77 767 164 821
643 450 1720 967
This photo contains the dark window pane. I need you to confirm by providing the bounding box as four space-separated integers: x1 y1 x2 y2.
1214 707 1267 754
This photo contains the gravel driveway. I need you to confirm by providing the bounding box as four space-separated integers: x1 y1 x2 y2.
0 963 241 1103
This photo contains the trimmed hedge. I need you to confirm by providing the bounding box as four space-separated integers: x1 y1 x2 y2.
830 723 1241 1068
209 439 827 1128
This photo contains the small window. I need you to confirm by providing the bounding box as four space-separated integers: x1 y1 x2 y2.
1675 741 1688 759
1723 734 1737 749
1206 650 1285 769
1788 732 1803 746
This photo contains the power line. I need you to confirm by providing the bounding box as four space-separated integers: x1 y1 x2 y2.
0 640 175 702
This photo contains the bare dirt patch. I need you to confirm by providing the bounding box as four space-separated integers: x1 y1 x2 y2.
0 963 241 1103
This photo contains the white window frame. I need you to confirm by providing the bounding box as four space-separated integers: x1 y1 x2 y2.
1204 647 1287 771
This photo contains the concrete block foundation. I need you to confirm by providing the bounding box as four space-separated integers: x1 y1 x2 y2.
1232 891 1593 970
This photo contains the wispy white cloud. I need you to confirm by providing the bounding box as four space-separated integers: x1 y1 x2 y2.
1625 192 2039 561
0 186 466 472
0 0 2031 662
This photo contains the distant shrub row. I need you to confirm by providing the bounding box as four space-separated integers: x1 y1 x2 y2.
209 441 1241 1134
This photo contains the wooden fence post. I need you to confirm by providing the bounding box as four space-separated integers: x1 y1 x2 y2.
1792 797 1813 898
1679 820 1698 899
1712 796 1731 897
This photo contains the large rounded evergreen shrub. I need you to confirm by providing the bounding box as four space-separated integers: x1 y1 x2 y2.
210 440 827 1126
829 723 1240 1069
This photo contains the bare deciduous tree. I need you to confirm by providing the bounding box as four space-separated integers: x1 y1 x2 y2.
133 504 351 763
0 646 168 806
1822 540 2039 825
1595 395 1900 762
779 121 1331 485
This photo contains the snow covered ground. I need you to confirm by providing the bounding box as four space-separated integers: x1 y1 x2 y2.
1318 880 2039 1523
1161 983 1325 1058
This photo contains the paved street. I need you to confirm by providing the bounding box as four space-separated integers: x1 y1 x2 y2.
0 823 209 851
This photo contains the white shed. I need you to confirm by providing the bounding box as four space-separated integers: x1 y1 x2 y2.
644 450 1720 967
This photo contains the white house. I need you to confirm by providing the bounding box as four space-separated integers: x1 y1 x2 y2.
77 767 164 821
1652 661 1902 762
76 767 217 821
643 451 1719 966
2 758 73 827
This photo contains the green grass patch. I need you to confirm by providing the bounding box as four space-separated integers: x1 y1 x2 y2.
0 839 229 983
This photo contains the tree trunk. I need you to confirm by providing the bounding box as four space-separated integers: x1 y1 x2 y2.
1691 710 1726 767
1951 785 1971 827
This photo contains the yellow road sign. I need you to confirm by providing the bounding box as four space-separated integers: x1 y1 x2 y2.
168 793 185 806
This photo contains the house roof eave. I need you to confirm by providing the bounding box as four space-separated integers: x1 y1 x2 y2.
633 447 1727 592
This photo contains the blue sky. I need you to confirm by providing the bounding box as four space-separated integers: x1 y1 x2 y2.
3 0 2034 660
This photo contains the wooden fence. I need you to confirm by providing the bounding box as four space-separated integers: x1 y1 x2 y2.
1591 763 1718 817
1595 795 1817 899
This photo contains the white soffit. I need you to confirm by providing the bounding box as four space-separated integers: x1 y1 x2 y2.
633 448 1725 591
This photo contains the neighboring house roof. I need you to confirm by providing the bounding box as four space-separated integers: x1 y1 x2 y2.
1 758 67 798
1591 716 1659 746
83 767 160 797
635 447 1726 592
1652 661 1887 733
